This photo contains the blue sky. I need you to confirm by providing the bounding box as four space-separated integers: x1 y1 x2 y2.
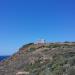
0 0 75 55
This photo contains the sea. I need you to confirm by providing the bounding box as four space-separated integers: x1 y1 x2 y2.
0 56 10 61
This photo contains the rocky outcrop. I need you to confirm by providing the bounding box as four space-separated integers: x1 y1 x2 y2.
0 42 75 75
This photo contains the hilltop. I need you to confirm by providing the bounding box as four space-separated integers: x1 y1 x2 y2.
0 42 75 75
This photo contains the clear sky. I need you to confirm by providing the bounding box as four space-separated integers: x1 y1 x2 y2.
0 0 75 55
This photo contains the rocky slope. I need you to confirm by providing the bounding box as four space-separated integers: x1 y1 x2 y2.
0 42 75 75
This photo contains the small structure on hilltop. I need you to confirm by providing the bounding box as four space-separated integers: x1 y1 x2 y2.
34 39 46 44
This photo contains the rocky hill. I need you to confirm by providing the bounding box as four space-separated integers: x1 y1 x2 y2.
0 42 75 75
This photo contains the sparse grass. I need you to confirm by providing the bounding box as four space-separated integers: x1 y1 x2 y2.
1 42 75 75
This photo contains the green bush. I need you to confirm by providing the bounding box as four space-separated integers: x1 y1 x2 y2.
19 43 34 50
28 47 36 52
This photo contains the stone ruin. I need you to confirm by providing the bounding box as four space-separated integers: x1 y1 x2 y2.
34 39 46 44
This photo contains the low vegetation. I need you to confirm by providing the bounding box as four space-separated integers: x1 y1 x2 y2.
0 42 75 75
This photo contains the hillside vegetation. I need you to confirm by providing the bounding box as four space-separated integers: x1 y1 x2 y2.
0 42 75 75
